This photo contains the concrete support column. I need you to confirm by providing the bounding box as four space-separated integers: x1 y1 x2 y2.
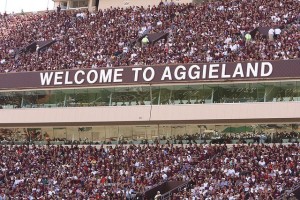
67 0 72 9
88 0 95 11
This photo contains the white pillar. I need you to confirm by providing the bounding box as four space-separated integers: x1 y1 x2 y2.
88 0 94 11
67 0 71 9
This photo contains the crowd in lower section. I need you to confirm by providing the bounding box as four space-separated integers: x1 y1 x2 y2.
0 143 299 199
173 144 300 200
0 144 223 199
0 0 299 73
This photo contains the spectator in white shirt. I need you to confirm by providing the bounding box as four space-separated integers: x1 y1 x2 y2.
274 28 281 39
268 28 275 41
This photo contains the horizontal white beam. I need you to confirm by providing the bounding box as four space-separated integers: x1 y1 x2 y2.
0 102 299 127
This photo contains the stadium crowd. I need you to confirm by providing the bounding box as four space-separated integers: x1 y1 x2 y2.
0 143 300 199
0 0 299 199
0 144 224 199
172 144 300 199
0 0 299 73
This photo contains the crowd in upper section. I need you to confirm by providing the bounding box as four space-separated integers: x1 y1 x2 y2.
0 0 299 73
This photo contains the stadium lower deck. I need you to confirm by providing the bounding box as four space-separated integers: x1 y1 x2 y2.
0 143 300 199
0 123 300 199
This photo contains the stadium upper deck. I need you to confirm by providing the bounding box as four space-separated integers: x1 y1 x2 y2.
0 0 299 131
0 0 299 73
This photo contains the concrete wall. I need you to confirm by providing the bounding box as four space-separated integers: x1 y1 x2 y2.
98 0 192 10
0 102 300 127
53 0 192 11
53 0 96 11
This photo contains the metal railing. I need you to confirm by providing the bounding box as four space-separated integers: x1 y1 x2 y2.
276 183 300 200
161 181 190 200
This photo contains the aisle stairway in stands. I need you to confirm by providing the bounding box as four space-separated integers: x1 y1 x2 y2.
276 183 300 200
144 181 190 200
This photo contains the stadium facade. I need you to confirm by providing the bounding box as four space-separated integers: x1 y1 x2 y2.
1 59 300 143
53 0 193 11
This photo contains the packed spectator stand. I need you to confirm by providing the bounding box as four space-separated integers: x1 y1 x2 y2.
0 0 299 73
0 143 225 199
0 143 300 199
172 144 300 200
0 0 300 199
